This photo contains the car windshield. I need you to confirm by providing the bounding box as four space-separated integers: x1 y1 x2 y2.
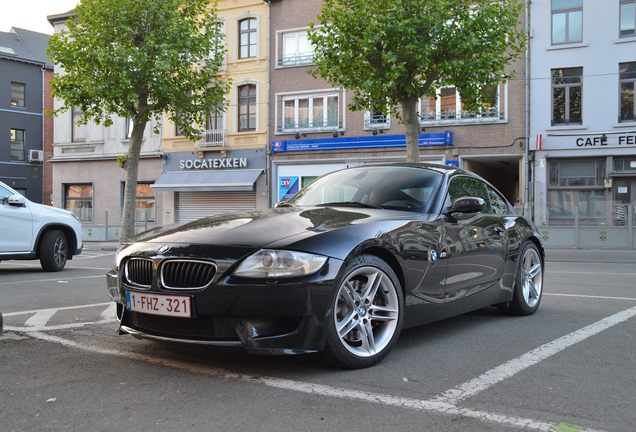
288 166 443 213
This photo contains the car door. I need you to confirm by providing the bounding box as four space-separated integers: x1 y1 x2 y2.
441 175 507 300
0 185 33 253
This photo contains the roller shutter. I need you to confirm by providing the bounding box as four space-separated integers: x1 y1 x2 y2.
177 192 257 223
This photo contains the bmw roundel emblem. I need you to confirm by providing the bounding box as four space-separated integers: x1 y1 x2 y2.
428 249 438 264
157 245 170 255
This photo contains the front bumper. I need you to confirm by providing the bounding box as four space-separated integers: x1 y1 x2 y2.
106 257 343 354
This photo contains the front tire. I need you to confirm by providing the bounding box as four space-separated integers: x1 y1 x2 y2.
324 254 404 369
501 241 544 316
39 230 68 272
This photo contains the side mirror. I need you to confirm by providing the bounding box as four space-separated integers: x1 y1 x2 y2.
451 196 485 214
7 194 26 207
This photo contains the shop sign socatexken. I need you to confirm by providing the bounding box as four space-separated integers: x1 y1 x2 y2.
179 158 248 170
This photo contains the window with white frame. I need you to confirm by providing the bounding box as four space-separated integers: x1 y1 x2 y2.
206 107 224 131
64 183 93 222
238 84 257 132
621 0 636 37
552 67 583 125
238 18 257 59
419 85 502 124
551 0 583 45
620 62 636 122
125 117 134 139
280 30 314 66
364 106 390 129
282 93 339 132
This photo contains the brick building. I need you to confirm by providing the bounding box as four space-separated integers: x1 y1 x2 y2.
267 0 528 208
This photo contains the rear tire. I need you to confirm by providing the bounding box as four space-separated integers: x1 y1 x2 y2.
500 241 543 316
323 254 404 369
39 230 68 272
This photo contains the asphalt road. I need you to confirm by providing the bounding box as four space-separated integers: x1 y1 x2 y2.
1 248 635 432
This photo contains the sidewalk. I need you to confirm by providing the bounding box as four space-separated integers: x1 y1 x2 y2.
81 241 636 263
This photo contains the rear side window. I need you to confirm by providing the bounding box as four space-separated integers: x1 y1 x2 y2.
446 176 492 213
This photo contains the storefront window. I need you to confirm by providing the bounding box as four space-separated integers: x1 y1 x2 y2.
614 157 636 171
547 190 606 225
65 184 93 222
121 182 156 223
547 159 607 225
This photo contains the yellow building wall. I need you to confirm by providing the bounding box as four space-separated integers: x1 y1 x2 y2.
162 0 269 153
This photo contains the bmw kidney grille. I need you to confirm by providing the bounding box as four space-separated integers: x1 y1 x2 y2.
124 258 154 288
160 260 217 290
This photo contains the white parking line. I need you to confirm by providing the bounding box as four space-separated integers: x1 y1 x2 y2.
0 275 103 286
75 252 116 259
431 305 636 406
544 293 636 301
4 302 110 317
548 270 636 276
24 309 57 328
26 331 604 432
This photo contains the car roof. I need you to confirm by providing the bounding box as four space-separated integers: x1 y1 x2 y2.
356 162 466 176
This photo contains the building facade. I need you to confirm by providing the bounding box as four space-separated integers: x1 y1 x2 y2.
530 0 636 249
0 27 53 203
48 12 165 241
267 0 527 208
157 0 269 223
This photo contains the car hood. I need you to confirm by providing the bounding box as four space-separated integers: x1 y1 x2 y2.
131 206 413 249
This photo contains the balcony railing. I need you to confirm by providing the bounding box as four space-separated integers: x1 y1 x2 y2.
278 53 314 67
196 129 225 149
420 108 504 124
278 121 342 134
364 114 390 129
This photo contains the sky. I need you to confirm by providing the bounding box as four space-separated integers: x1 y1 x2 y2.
0 0 80 35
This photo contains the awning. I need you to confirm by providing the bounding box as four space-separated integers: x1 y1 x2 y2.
152 169 263 192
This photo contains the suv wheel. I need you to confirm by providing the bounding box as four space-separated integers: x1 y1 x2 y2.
40 230 68 272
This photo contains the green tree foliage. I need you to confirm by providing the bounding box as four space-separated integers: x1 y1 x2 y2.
308 0 526 162
48 0 229 242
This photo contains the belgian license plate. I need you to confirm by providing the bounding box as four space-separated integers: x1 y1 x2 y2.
125 291 192 318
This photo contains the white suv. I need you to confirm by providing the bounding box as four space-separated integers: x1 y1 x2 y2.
0 181 83 272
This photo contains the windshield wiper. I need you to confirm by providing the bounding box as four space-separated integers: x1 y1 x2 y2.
316 201 382 209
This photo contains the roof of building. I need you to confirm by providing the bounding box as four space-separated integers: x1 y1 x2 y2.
0 27 52 68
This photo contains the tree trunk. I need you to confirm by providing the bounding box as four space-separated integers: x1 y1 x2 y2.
401 97 420 163
120 119 147 243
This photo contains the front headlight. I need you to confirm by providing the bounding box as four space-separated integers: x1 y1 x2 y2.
233 249 328 278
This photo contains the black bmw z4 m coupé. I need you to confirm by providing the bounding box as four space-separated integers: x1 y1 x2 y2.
107 164 544 368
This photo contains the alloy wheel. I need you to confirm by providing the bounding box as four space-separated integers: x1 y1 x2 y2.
53 235 67 269
520 247 542 308
334 266 400 358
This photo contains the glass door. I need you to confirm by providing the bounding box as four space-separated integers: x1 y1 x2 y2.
613 179 636 226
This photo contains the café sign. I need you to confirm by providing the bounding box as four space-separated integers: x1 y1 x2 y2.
179 157 248 170
574 133 636 148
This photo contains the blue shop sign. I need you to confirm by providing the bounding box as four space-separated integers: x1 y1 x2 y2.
272 131 453 153
279 176 300 200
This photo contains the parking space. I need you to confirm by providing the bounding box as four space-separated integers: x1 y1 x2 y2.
1 251 635 431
